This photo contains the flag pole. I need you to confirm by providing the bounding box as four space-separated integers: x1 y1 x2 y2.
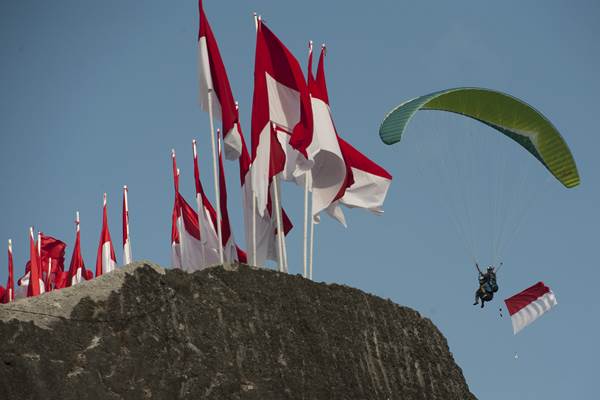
37 231 44 293
7 239 12 301
252 193 257 266
303 173 309 278
272 174 285 272
303 40 314 279
207 91 224 265
123 185 132 265
308 172 315 280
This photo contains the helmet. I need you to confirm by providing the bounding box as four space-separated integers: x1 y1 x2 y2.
487 266 494 272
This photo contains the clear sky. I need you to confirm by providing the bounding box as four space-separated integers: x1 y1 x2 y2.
1 1 598 398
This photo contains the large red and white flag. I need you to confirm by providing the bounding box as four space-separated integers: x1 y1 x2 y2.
68 212 92 286
325 137 392 225
504 282 558 334
171 151 183 268
251 17 313 215
192 141 221 266
95 193 117 277
2 239 15 303
197 0 242 160
122 185 133 265
307 44 350 222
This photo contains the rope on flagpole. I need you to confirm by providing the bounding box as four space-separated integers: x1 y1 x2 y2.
207 90 224 265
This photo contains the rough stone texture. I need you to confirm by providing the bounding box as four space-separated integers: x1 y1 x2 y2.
0 262 476 400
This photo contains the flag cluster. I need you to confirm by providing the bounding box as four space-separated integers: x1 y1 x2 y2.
2 189 133 300
190 1 391 274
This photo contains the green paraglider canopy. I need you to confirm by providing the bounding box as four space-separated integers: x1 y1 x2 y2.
379 87 580 188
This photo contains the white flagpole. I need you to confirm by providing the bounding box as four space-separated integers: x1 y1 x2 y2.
272 175 285 272
207 91 224 265
8 239 13 302
303 173 309 278
252 194 257 266
75 211 82 283
123 185 132 265
308 173 315 280
37 231 45 293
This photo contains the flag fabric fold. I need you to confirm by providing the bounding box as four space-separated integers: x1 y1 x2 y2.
504 281 558 334
251 17 313 216
197 0 242 160
95 194 116 277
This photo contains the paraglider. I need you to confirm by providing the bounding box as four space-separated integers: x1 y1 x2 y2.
473 263 499 308
379 88 579 312
379 87 580 188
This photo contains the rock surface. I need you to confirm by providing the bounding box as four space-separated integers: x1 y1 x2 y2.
0 262 476 400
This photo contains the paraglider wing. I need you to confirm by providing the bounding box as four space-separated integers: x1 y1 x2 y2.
379 87 580 188
504 281 557 334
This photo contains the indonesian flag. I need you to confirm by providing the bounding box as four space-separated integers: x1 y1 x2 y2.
504 282 558 335
171 195 182 268
192 142 221 266
217 133 246 263
26 228 44 297
39 234 67 291
236 109 292 266
251 17 313 216
172 150 206 271
122 186 133 265
307 44 351 222
68 213 92 286
2 239 15 303
95 193 117 277
197 0 242 160
324 137 392 225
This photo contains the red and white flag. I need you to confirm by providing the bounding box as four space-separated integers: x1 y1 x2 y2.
2 239 15 303
27 228 43 297
172 150 207 271
251 17 313 215
504 281 558 334
192 142 221 266
217 133 246 263
95 193 116 277
306 44 350 222
68 212 92 286
325 137 392 225
197 0 242 160
39 234 67 291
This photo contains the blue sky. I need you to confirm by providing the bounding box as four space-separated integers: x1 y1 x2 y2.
1 1 598 398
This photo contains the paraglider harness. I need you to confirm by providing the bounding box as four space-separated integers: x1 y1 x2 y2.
474 263 500 308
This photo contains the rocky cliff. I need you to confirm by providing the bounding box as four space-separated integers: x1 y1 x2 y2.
0 262 476 400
